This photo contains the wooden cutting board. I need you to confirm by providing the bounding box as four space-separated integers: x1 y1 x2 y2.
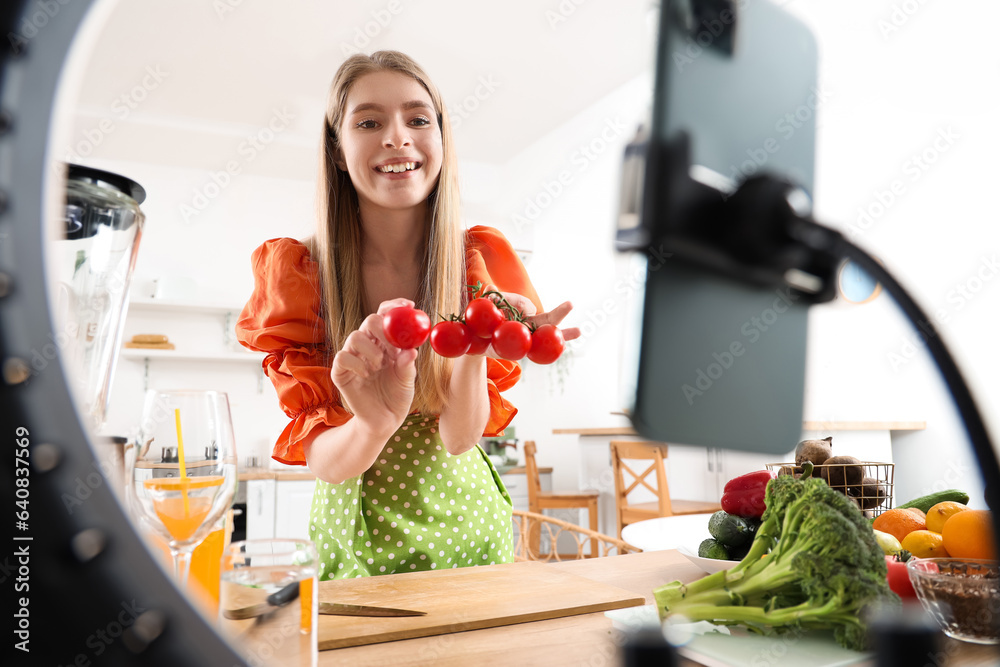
317 560 646 650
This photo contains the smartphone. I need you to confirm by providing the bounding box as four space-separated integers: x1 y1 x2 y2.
622 0 819 454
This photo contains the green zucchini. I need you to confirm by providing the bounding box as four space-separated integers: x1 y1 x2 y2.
897 489 970 513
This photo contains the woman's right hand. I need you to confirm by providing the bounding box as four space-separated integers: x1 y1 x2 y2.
331 298 418 435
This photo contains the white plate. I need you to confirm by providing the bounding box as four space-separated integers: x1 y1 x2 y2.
621 513 719 551
677 545 740 574
679 628 873 667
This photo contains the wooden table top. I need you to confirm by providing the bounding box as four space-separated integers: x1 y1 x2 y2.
317 550 996 666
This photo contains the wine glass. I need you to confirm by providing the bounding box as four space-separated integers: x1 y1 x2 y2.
126 390 238 585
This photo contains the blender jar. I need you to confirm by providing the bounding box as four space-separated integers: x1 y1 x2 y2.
51 164 146 431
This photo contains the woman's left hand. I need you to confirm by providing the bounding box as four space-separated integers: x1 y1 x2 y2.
488 287 580 343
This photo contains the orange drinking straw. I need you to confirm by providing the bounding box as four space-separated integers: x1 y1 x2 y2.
174 408 190 515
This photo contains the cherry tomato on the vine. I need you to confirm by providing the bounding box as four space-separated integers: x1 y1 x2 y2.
430 321 472 358
884 555 919 599
527 324 565 365
466 334 492 355
464 298 505 339
382 306 431 349
491 321 532 361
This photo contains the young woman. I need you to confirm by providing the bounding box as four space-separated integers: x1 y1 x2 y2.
236 51 578 580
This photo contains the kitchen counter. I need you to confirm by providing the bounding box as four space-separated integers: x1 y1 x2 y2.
318 549 994 666
242 465 553 541
552 421 927 435
239 468 315 481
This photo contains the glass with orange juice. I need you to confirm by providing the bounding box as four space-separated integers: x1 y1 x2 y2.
146 511 232 615
126 390 237 585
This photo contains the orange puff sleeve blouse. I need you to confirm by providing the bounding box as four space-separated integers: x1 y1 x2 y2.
236 225 542 466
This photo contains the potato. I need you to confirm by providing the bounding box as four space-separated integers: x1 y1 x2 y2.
818 455 863 490
845 494 862 512
848 477 887 509
794 437 833 467
778 465 802 477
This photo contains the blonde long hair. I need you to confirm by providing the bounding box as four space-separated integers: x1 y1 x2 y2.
311 51 464 415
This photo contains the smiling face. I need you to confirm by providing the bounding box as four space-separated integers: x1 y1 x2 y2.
337 70 444 217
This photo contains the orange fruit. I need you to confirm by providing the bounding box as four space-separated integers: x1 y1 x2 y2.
941 510 997 560
925 501 968 534
904 507 926 520
900 530 949 558
873 508 927 543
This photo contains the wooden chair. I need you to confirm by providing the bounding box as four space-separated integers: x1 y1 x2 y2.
510 510 641 562
610 440 722 539
523 441 600 557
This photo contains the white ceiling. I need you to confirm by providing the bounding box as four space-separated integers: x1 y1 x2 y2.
66 0 659 179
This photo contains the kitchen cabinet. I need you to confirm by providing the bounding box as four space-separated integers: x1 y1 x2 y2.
246 477 314 541
498 468 552 512
245 478 278 540
274 480 316 540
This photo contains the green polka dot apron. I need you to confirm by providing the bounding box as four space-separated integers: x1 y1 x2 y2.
308 414 514 580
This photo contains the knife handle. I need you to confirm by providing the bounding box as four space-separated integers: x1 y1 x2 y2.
266 581 301 608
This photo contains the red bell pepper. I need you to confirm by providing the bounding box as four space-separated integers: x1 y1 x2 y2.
720 470 777 519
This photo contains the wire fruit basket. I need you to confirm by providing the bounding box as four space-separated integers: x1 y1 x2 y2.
765 461 895 517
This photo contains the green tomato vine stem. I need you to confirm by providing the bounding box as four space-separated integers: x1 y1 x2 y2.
466 281 535 332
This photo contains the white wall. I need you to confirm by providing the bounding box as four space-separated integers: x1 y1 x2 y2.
499 0 1000 508
787 0 1000 507
488 76 653 493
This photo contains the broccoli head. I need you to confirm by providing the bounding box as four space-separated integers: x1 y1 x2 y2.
654 472 899 651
